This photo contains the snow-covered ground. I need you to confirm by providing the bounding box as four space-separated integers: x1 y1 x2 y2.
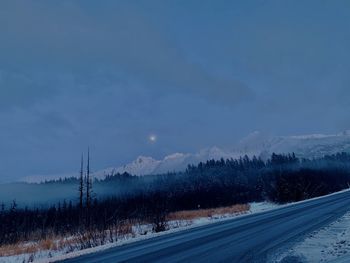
274 211 350 263
0 202 280 263
4 192 349 263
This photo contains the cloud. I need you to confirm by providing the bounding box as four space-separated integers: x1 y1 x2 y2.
0 0 252 110
0 0 349 182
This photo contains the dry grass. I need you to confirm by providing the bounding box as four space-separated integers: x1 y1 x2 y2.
167 204 250 221
0 206 250 258
0 238 57 257
0 220 135 257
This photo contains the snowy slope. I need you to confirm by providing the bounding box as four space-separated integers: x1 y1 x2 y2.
20 130 350 182
238 130 350 160
99 156 161 177
106 130 350 176
90 148 238 178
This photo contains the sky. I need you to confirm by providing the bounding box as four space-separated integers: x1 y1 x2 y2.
0 0 350 182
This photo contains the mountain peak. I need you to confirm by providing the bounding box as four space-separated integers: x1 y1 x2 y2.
20 130 350 183
164 153 186 161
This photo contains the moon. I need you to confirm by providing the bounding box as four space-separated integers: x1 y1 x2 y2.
149 134 157 143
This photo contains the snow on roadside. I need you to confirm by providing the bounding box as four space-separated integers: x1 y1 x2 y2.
47 189 350 263
6 189 350 263
0 202 281 263
249 202 281 213
274 212 350 263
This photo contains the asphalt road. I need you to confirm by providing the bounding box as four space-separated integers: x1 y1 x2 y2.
60 190 350 263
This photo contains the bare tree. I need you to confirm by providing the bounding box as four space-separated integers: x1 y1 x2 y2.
79 153 84 210
85 148 92 210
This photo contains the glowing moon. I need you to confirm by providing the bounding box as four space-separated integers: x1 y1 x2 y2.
149 134 157 142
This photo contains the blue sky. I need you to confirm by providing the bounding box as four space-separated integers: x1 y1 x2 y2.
0 0 350 182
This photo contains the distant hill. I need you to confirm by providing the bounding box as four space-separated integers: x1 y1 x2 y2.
21 130 350 183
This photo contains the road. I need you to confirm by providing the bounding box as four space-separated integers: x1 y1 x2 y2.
60 190 350 263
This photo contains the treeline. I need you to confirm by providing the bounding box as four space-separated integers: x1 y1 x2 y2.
1 152 350 245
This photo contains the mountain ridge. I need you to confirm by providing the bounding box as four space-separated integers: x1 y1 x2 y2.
21 130 350 183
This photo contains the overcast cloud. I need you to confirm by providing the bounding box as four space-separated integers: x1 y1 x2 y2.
0 0 349 182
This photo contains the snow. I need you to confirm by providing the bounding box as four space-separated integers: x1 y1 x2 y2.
3 189 350 263
289 134 335 139
249 202 282 213
273 211 350 263
0 201 281 263
19 130 350 183
113 156 161 176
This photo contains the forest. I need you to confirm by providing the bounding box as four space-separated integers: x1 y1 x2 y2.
1 152 350 246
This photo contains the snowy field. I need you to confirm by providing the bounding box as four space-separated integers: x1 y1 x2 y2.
273 211 350 263
0 202 279 263
3 194 350 263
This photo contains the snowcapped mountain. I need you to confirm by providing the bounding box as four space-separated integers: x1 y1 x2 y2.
88 156 161 179
237 130 350 160
152 148 241 175
95 148 239 178
20 130 350 182
111 130 350 177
